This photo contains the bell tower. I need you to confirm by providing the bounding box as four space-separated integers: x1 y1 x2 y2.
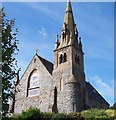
52 0 86 113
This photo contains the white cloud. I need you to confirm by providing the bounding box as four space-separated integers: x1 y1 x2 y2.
91 75 114 97
38 27 47 37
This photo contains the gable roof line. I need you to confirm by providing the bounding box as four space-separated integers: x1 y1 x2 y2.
19 54 37 81
86 82 109 105
36 54 53 75
19 54 53 81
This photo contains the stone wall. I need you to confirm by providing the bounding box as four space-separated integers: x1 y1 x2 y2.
14 55 52 113
65 82 82 113
52 64 72 113
52 45 85 113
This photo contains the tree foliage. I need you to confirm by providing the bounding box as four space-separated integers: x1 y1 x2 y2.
1 8 19 112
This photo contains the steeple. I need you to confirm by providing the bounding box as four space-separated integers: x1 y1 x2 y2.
58 0 78 49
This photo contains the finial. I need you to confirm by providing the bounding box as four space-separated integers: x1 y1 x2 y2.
79 37 82 46
36 48 38 54
75 25 78 36
55 35 59 49
56 35 59 43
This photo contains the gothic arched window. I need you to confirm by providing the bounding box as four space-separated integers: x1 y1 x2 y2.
64 53 67 63
27 70 40 97
75 54 80 64
59 54 63 64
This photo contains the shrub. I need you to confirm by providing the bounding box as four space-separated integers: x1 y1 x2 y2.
81 108 108 120
105 109 116 119
17 107 43 120
67 112 84 120
95 115 109 120
42 112 54 119
1 113 21 120
1 116 15 120
51 113 67 120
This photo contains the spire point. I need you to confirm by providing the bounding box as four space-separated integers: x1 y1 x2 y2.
58 0 79 49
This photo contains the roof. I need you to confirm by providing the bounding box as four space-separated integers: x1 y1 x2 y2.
86 82 109 105
36 54 53 75
20 54 53 81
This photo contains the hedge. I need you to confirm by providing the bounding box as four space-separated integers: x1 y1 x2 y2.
2 108 116 120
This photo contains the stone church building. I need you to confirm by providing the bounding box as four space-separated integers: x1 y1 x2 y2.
9 1 109 114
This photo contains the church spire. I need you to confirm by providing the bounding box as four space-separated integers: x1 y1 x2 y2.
66 0 72 14
63 0 75 34
58 0 78 49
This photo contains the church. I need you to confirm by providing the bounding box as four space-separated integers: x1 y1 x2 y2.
9 1 109 114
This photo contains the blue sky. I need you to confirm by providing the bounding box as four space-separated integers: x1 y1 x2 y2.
3 2 114 106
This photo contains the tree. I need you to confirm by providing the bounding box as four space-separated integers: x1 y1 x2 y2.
1 8 19 113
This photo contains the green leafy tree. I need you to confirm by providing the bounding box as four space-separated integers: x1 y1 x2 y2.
1 8 19 113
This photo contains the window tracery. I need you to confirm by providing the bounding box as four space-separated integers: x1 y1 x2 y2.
27 70 40 97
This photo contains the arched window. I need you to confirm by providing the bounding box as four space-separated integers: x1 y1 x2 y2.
64 53 67 62
60 78 63 91
75 54 80 64
59 54 63 64
27 70 40 97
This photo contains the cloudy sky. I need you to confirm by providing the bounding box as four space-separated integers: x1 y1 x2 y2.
3 2 114 106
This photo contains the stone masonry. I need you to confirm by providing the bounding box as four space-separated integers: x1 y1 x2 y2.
9 1 109 114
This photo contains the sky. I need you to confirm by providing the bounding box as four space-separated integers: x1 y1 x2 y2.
3 2 114 106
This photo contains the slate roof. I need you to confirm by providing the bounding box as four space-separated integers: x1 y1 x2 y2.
37 54 53 75
86 82 109 105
